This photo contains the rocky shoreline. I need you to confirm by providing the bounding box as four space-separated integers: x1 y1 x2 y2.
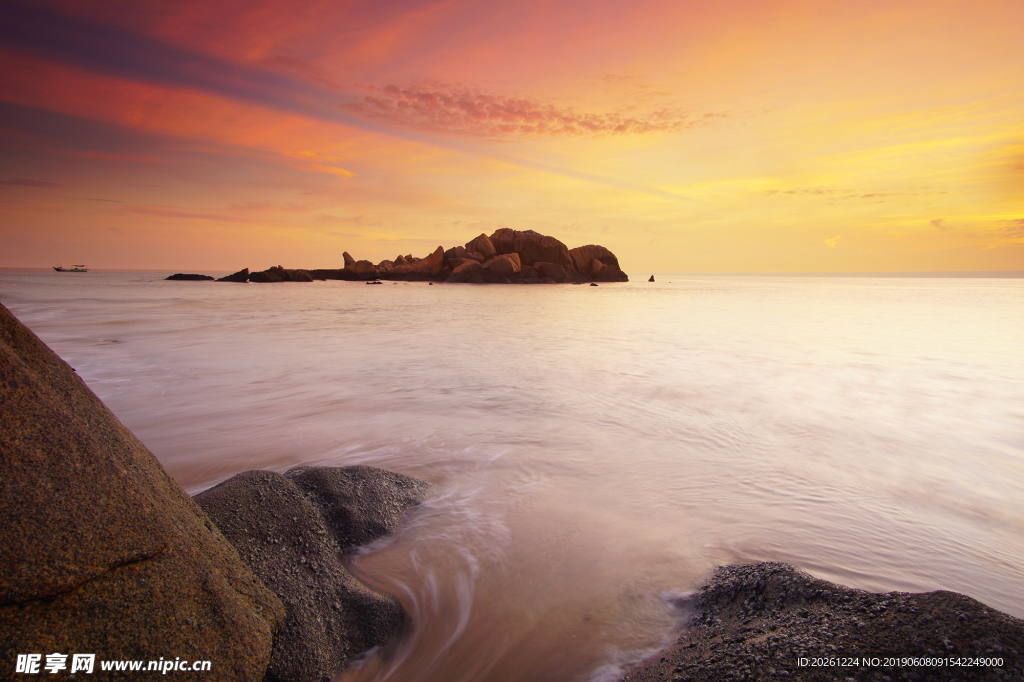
0 302 429 681
3 301 1022 681
619 563 1024 682
166 228 629 285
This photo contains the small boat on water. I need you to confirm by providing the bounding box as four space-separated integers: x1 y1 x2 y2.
53 264 88 272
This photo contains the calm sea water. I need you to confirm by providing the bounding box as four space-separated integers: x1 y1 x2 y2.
2 271 1022 681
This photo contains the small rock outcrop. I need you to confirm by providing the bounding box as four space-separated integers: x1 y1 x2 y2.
217 267 250 282
0 303 284 680
249 266 314 283
619 563 1024 682
165 273 214 280
194 466 431 682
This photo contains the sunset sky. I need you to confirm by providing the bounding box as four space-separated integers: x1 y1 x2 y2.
1 0 1021 272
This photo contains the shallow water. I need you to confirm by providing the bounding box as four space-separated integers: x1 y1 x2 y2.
2 271 1022 681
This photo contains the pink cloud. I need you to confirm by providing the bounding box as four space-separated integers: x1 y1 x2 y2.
342 84 702 137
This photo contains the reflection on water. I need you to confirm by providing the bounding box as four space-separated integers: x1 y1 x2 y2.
2 271 1022 681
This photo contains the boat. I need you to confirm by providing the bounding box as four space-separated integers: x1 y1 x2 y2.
53 264 89 272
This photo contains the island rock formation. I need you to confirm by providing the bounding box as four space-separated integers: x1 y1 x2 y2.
0 303 431 682
211 229 628 284
618 562 1024 682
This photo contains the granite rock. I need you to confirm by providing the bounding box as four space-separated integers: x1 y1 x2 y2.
0 303 284 681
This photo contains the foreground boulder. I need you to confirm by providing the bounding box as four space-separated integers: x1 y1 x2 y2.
0 303 284 680
619 563 1024 682
195 466 431 682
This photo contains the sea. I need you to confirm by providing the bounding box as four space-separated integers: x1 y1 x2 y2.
2 271 1022 682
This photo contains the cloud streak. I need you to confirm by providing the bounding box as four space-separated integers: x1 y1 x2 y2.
0 178 59 188
343 84 700 137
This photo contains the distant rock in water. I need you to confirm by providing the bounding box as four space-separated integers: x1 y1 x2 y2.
648 275 655 282
166 273 214 280
618 562 1024 682
217 267 249 282
194 467 431 682
0 302 283 679
217 229 628 285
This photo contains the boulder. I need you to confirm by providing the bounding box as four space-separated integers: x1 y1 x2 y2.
217 268 250 283
446 258 474 270
425 246 445 277
376 260 394 275
465 233 497 259
482 253 522 281
394 255 408 266
488 229 572 267
446 260 484 283
563 265 590 284
618 563 1024 682
350 260 378 280
465 251 486 262
194 467 430 682
343 252 356 268
533 261 567 282
568 244 621 274
165 273 214 281
443 246 467 263
489 227 516 255
0 303 284 680
649 275 655 282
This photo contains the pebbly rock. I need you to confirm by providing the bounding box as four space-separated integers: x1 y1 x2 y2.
0 303 284 681
618 562 1024 682
194 466 431 682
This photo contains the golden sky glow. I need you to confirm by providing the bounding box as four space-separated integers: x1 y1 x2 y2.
1 0 1022 271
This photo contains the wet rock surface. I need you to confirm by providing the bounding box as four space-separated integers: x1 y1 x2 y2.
0 303 284 681
194 466 431 682
620 563 1024 682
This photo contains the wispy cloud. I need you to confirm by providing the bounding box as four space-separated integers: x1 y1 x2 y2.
999 218 1024 239
125 205 248 222
823 235 841 247
0 178 59 188
343 84 704 137
315 214 382 226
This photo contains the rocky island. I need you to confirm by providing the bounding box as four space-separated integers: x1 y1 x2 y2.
208 228 628 284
